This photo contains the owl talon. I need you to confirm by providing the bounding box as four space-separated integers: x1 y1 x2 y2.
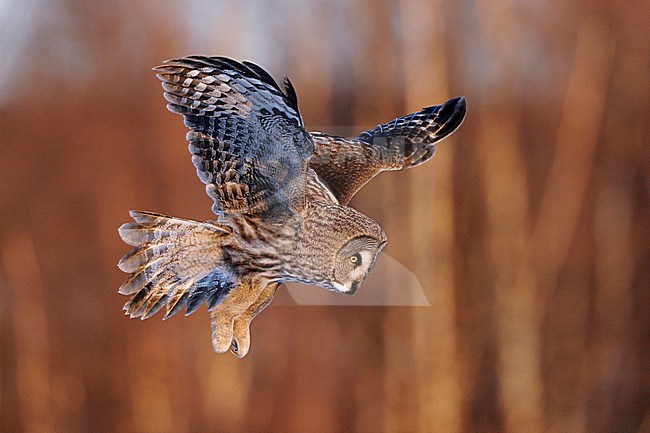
229 339 248 358
231 319 251 358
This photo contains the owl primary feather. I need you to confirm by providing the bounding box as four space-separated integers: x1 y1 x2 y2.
118 55 466 357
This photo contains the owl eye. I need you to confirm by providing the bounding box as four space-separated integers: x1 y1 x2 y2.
350 253 362 266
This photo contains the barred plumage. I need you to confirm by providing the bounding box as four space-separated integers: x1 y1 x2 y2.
118 55 465 357
310 96 466 205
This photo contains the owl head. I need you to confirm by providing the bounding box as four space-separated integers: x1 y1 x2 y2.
290 201 387 294
330 234 386 294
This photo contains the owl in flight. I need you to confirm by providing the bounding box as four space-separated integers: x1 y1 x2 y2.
118 56 466 357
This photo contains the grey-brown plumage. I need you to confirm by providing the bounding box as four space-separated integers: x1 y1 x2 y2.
310 97 466 205
117 55 466 357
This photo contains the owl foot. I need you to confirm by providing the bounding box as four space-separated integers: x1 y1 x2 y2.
211 316 234 353
230 318 251 358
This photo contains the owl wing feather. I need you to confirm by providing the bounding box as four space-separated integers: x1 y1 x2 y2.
154 56 313 216
309 96 466 205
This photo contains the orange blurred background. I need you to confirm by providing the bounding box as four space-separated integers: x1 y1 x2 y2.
1 1 648 432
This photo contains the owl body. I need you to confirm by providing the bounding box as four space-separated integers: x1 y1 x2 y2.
119 188 386 325
118 55 465 356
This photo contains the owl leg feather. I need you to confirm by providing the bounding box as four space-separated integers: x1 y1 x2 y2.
230 282 279 358
209 279 269 354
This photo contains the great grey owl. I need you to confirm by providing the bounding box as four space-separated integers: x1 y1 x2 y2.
118 56 466 357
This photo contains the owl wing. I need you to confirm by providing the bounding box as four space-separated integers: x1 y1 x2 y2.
309 96 466 205
154 56 313 216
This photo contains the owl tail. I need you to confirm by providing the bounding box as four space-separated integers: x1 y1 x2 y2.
357 96 466 169
117 210 234 320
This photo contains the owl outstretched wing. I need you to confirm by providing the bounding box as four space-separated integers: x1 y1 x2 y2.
309 96 466 204
154 56 313 216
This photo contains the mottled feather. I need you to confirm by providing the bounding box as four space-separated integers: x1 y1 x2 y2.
118 211 236 319
309 96 466 204
153 56 313 216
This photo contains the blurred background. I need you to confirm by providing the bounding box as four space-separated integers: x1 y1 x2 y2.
1 0 648 432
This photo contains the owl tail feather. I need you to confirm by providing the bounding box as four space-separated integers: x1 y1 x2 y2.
117 210 233 320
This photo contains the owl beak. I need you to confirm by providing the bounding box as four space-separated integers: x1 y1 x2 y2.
331 280 361 295
346 279 362 295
